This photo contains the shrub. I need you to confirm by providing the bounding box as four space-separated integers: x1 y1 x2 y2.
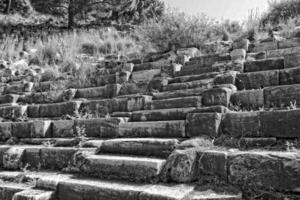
261 0 300 26
134 9 224 52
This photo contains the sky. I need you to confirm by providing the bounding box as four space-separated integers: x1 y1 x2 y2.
162 0 270 21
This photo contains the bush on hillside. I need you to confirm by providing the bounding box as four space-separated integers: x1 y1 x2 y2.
261 0 300 26
134 9 227 53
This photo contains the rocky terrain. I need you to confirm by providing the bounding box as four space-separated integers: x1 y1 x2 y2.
0 31 299 200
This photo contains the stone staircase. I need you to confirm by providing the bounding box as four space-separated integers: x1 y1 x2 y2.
0 38 299 200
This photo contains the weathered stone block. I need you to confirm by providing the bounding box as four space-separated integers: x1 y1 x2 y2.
74 118 122 138
3 147 25 170
23 147 41 169
235 70 279 90
279 67 300 85
264 84 300 107
0 105 27 120
0 94 19 104
278 38 300 49
80 99 121 117
52 120 74 138
0 122 12 141
253 41 278 52
153 88 205 100
131 107 196 122
260 110 300 138
118 95 152 112
244 58 284 73
230 49 246 61
198 150 228 180
186 113 222 137
161 149 198 183
221 112 260 137
38 101 81 118
95 74 116 86
239 138 277 148
214 71 238 85
132 69 161 82
13 189 55 200
100 138 179 158
163 79 213 92
149 96 202 110
202 88 232 107
266 46 300 58
30 120 52 138
284 53 300 68
12 122 31 138
119 82 149 96
119 121 186 138
230 89 264 109
40 147 77 170
76 84 121 99
228 151 300 192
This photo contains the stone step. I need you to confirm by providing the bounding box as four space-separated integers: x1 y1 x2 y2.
188 54 231 67
221 109 300 138
266 45 300 58
13 189 55 200
18 89 77 104
189 190 242 200
231 84 300 109
131 107 197 121
2 82 34 95
235 70 279 90
75 84 121 99
148 96 202 110
244 58 284 73
98 138 180 158
80 154 166 182
163 79 213 92
0 182 32 200
0 145 94 171
0 94 20 104
162 148 300 194
130 106 228 122
119 121 186 138
0 118 126 142
153 87 205 100
168 72 220 84
175 64 225 77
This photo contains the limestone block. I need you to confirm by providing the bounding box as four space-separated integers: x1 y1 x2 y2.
253 41 278 52
264 84 300 107
39 101 81 118
0 94 19 104
76 84 121 99
228 151 300 192
202 88 232 107
279 67 300 85
30 120 52 138
40 147 77 170
119 121 186 138
74 118 122 138
284 52 300 68
149 96 202 110
132 69 161 82
266 46 300 58
221 112 260 137
260 110 300 138
0 122 12 141
161 149 198 183
230 89 264 109
278 38 300 49
11 122 31 138
235 70 279 90
52 120 75 138
198 150 228 180
230 49 246 61
186 113 222 137
0 105 27 120
244 58 284 72
3 147 25 170
214 71 239 85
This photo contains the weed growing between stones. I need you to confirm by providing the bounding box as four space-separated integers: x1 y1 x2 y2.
75 125 87 148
